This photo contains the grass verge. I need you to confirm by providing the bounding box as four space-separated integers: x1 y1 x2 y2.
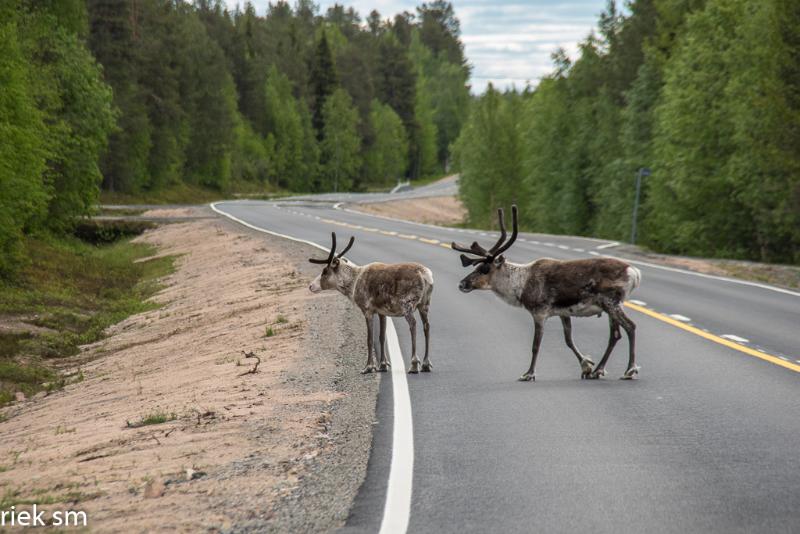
0 232 174 407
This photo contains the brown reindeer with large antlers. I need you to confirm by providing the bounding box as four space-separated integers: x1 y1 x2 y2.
452 206 642 381
309 233 434 374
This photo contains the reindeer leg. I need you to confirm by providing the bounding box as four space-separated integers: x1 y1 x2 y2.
419 307 432 372
361 314 377 374
520 317 545 381
616 307 639 379
560 316 594 378
377 315 390 372
406 312 420 374
589 314 621 379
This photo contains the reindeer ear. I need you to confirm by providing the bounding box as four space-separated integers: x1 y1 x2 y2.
494 255 505 265
331 258 340 269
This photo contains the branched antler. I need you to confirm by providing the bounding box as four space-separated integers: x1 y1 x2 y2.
451 205 518 266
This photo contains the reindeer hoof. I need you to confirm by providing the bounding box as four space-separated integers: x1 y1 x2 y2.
518 373 535 382
407 362 420 374
421 362 433 372
580 357 595 378
588 368 607 379
361 365 377 374
620 366 640 380
377 362 390 372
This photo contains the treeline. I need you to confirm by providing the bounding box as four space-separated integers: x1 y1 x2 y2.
88 0 469 193
454 0 800 264
0 0 470 277
0 1 115 275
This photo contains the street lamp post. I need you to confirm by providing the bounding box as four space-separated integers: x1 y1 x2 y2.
630 167 651 245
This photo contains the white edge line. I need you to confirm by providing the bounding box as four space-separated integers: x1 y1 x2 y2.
210 201 413 534
598 253 800 298
596 241 620 250
380 319 414 534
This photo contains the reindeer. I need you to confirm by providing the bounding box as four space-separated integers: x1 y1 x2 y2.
309 233 434 374
452 206 641 381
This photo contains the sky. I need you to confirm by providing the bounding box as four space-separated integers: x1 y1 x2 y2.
240 1 610 93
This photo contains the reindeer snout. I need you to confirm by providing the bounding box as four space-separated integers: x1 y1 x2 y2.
458 280 471 293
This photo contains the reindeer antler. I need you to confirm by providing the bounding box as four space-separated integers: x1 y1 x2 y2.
309 232 337 264
336 236 355 259
309 233 355 264
451 205 518 266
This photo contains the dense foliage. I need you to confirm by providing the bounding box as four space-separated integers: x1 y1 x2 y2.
0 1 114 275
455 0 800 264
0 0 470 277
86 0 469 194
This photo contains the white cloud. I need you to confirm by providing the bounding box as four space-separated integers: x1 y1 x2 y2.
231 1 607 93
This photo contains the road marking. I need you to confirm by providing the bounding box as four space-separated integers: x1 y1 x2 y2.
380 230 398 236
439 243 452 249
624 302 800 373
557 245 570 250
721 334 750 343
596 241 620 250
379 319 414 534
363 227 379 232
210 202 415 534
628 299 647 306
601 254 800 298
589 251 600 256
398 234 417 240
573 248 584 253
668 314 691 322
419 238 439 245
544 242 555 247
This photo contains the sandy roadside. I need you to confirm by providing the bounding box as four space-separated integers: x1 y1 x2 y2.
356 195 466 227
0 208 378 532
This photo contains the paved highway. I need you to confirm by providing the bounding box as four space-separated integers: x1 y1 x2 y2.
213 196 799 533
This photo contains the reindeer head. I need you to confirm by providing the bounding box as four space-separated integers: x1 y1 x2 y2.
452 205 518 293
308 232 355 293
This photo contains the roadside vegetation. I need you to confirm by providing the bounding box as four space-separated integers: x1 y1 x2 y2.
0 230 174 407
453 0 800 265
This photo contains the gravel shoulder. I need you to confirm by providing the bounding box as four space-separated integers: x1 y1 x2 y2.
0 207 378 532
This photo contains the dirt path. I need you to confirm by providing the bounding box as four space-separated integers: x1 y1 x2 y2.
0 208 377 532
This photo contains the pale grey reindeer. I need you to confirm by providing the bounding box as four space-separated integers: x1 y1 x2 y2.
452 206 642 381
309 233 434 374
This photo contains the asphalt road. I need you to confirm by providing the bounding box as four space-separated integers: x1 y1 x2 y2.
213 197 800 534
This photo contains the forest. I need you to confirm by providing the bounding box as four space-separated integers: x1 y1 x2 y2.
454 0 800 264
0 0 469 276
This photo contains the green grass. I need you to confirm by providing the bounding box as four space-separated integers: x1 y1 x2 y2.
126 411 176 428
99 180 289 205
265 326 275 338
0 232 175 407
275 315 288 324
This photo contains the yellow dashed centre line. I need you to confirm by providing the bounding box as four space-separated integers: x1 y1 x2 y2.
624 302 800 373
398 234 417 240
418 238 440 245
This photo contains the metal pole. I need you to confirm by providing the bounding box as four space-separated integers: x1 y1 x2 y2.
630 168 643 245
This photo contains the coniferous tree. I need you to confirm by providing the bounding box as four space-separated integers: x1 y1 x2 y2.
310 31 338 138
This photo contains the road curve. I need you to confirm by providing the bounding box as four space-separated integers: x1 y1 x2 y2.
213 199 800 534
